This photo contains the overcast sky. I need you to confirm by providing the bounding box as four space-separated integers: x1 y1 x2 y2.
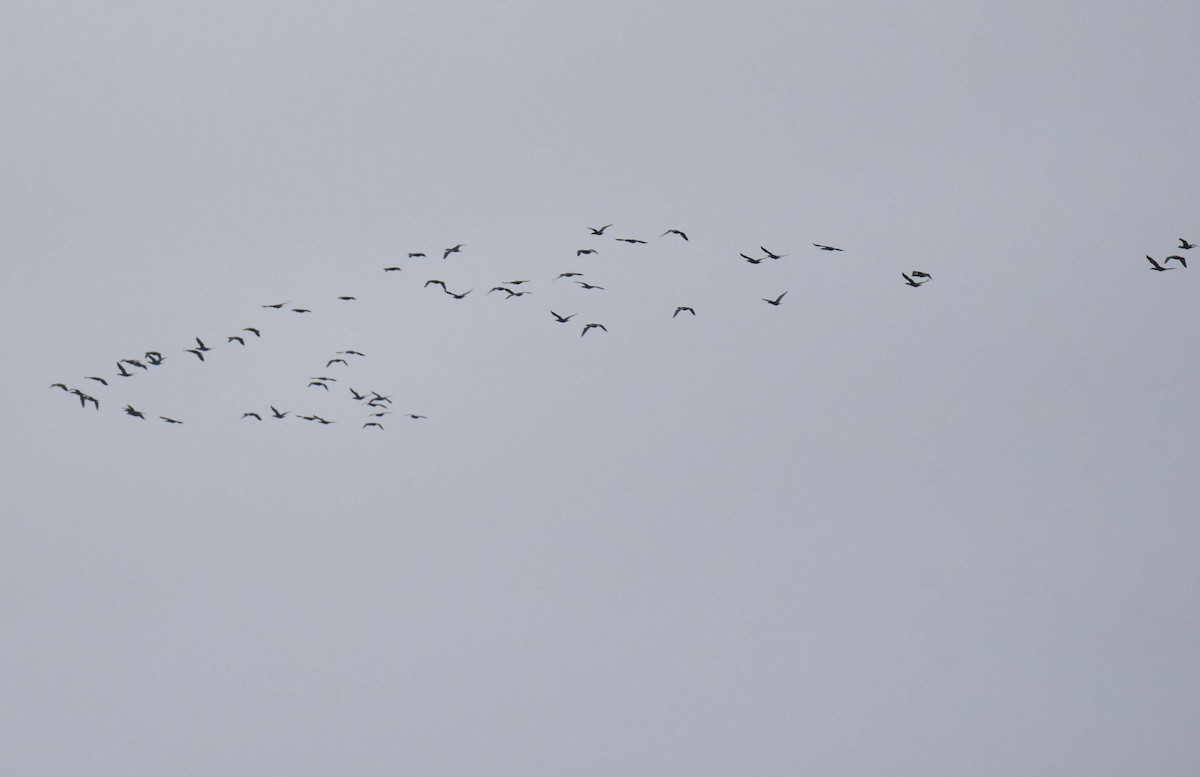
4 1 1200 774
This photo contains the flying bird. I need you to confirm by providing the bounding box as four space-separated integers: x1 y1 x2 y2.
85 376 108 386
813 244 843 252
408 252 426 258
123 404 146 419
159 416 183 424
1179 238 1196 250
555 272 583 279
616 238 647 244
581 323 608 336
1146 255 1175 272
445 289 472 299
425 279 448 291
50 383 69 391
662 229 688 240
195 337 210 352
337 296 357 301
227 336 245 345
551 311 576 323
902 273 927 287
741 253 765 264
761 247 788 260
762 291 788 305
577 249 598 256
910 271 932 279
587 224 613 235
363 422 385 429
505 280 532 285
1164 255 1188 268
291 308 312 313
339 350 366 357
116 361 134 376
308 381 330 390
185 349 205 361
576 281 605 290
327 358 349 367
674 306 696 317
443 244 464 259
242 412 262 420
270 406 289 419
406 414 428 420
383 266 403 272
123 359 148 370
349 388 368 401
242 328 260 337
261 301 290 308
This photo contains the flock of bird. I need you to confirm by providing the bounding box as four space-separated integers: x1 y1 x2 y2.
49 226 1193 429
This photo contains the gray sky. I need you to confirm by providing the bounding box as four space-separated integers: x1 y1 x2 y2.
4 1 1200 774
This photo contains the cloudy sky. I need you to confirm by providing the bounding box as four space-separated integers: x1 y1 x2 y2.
4 1 1200 774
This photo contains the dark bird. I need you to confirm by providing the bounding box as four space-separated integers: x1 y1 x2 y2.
408 252 426 258
911 271 932 279
292 308 312 313
144 350 165 361
310 376 337 382
270 406 289 419
674 306 696 317
1164 255 1188 268
443 244 464 259
117 361 134 376
315 417 335 425
185 349 205 361
160 416 183 424
308 381 330 390
85 376 108 386
262 301 290 308
363 422 385 429
383 267 403 272
902 273 927 287
616 238 647 244
577 249 598 256
337 296 357 301
576 281 605 290
371 392 393 404
339 350 366 357
581 323 608 336
506 280 532 285
123 359 148 370
50 383 69 391
227 336 245 345
243 328 261 337
551 311 576 323
349 388 367 401
1179 238 1196 250
1146 255 1175 272
242 412 262 420
445 289 472 299
555 272 584 279
327 358 349 367
488 286 512 295
761 247 788 260
813 244 843 252
195 338 210 352
588 224 613 235
762 291 788 305
406 414 428 420
425 279 448 291
662 229 688 240
741 253 765 264
505 290 532 298
123 404 146 419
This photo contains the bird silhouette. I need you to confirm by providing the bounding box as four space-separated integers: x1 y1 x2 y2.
261 301 290 308
911 271 932 279
616 238 647 244
270 406 289 419
339 350 366 357
50 383 69 391
425 279 448 291
741 253 765 264
185 349 205 361
555 272 583 279
291 308 312 313
577 249 598 256
85 376 108 386
1164 255 1188 268
576 281 605 290
159 416 183 424
308 381 330 390
902 273 927 287
445 289 472 299
195 338 210 352
383 266 403 272
363 422 385 429
762 291 788 305
123 359 148 370
228 336 245 345
662 229 688 240
813 244 843 252
116 361 134 376
443 244 464 259
581 323 608 336
761 247 788 260
242 412 262 420
674 306 696 317
349 388 367 401
408 252 426 258
1179 238 1196 250
243 328 260 337
1147 255 1175 272
337 296 357 301
587 224 613 235
123 405 146 419
551 311 576 323
327 358 349 367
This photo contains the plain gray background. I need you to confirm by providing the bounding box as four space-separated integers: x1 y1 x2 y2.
4 1 1199 774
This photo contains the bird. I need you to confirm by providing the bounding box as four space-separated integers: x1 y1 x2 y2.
310 376 337 382
1179 238 1196 250
159 416 183 424
123 404 146 419
581 323 608 336
443 244 464 259
308 381 330 390
185 349 205 361
576 281 605 290
383 266 403 272
911 271 932 279
674 306 696 317
902 273 927 287
349 388 368 401
144 350 164 362
1164 255 1188 268
445 289 472 299
50 383 69 391
85 376 108 386
370 410 391 417
1146 255 1175 272
291 308 312 313
327 358 349 367
270 406 289 419
662 229 688 240
741 253 765 264
195 337 210 352
242 412 262 420
363 422 385 429
406 414 427 420
488 286 513 295
227 336 245 345
587 224 613 235
261 301 290 308
425 279 448 291
505 279 532 285
616 238 647 244
123 359 148 370
813 244 843 252
555 272 584 279
761 247 788 259
551 311 576 323
116 361 134 376
577 249 598 256
337 296 357 301
370 392 393 404
504 290 532 298
408 252 426 258
242 328 261 337
339 350 366 357
762 291 787 305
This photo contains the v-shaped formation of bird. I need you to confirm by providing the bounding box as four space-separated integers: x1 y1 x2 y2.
48 228 1192 427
